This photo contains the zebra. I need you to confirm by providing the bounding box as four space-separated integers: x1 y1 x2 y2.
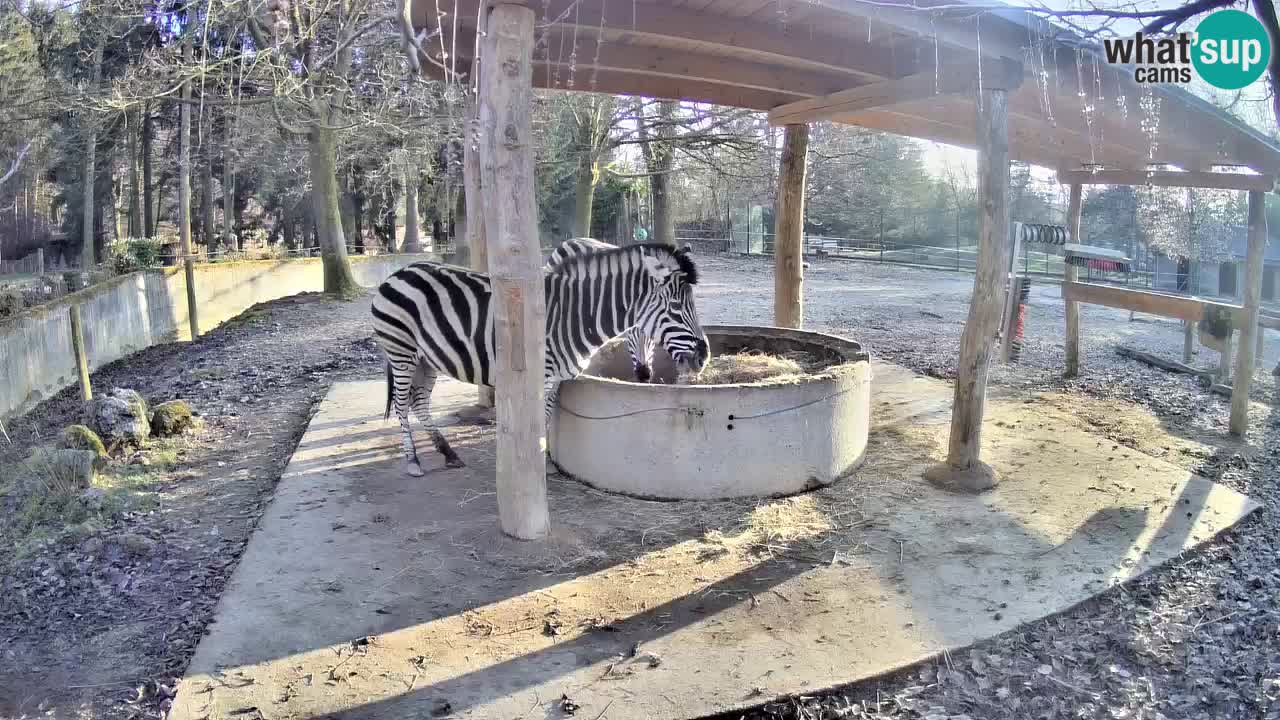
371 242 710 476
544 237 669 383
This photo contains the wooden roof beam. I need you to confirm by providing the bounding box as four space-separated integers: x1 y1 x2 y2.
1057 167 1277 192
768 58 1022 125
449 30 862 100
426 0 912 83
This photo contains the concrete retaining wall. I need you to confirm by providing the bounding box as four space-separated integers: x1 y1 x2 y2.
0 253 440 420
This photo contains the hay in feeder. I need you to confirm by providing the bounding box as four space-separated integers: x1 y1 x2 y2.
684 350 836 385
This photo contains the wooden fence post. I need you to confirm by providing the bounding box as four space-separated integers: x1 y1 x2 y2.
69 304 92 402
1230 189 1267 437
478 3 549 539
924 85 1013 492
773 123 809 329
1064 183 1084 377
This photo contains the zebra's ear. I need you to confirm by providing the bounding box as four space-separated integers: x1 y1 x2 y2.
681 243 693 253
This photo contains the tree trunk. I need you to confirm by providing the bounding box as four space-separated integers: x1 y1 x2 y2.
201 115 215 250
178 42 193 264
80 43 103 268
142 104 155 239
773 124 809 329
650 168 675 245
282 204 295 249
307 126 361 297
402 165 422 253
572 151 598 237
178 37 200 336
222 145 234 251
128 110 142 239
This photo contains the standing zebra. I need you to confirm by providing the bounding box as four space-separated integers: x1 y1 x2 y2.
372 243 710 476
544 237 670 383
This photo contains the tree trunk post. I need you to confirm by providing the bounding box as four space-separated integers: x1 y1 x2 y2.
773 123 809 329
1183 321 1196 364
924 86 1012 492
1230 189 1267 437
478 3 549 540
402 164 421 253
142 105 155 239
1064 182 1084 377
69 304 92 402
178 38 201 338
465 102 495 408
307 126 361 297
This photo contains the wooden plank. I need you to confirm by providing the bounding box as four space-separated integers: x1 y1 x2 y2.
1057 168 1276 192
478 3 549 540
1061 281 1243 324
1063 183 1083 378
769 59 1021 125
773 123 808 328
69 304 92 402
437 58 806 112
453 30 861 99
464 99 494 410
1116 345 1211 379
1230 190 1267 437
941 85 1011 487
999 222 1023 363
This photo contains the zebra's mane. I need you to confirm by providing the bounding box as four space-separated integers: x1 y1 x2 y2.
549 242 699 285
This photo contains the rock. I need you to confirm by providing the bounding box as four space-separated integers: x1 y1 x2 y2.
151 399 195 437
23 448 97 496
91 388 151 445
58 424 108 469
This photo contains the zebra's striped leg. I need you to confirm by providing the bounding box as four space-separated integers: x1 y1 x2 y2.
409 364 465 469
389 361 424 477
544 379 562 475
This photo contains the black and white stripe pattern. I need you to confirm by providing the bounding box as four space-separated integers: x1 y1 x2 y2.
545 238 658 382
372 243 709 475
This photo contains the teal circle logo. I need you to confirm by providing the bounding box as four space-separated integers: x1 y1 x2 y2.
1192 9 1271 90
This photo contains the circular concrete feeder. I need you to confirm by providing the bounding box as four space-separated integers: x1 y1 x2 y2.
551 325 872 501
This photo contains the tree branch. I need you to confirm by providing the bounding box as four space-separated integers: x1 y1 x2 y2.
0 139 34 188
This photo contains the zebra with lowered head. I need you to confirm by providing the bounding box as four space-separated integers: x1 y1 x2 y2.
371 242 710 476
544 237 675 383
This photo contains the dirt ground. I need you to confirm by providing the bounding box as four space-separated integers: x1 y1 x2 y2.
1 254 1278 720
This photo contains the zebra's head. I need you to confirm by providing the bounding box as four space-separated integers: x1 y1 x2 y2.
637 243 710 374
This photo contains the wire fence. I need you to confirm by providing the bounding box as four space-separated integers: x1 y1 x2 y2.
675 228 1207 296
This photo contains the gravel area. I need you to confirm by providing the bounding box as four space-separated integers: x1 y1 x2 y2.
2 253 1277 720
691 254 1280 720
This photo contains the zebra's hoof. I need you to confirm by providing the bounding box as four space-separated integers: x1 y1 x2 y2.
445 456 466 469
406 461 425 477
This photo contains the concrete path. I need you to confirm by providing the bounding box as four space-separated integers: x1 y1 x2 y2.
170 362 1258 720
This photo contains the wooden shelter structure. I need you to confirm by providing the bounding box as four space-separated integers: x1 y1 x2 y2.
410 0 1280 538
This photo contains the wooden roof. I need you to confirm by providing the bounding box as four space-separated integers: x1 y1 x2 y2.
413 0 1280 177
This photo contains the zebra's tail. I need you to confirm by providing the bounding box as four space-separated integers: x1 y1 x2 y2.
384 361 393 421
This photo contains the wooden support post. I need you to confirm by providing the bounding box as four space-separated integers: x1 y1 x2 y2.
478 3 549 539
35 248 44 275
924 87 1011 492
999 222 1023 363
1063 183 1084 377
1230 190 1267 437
1183 321 1196 364
773 123 809 329
464 98 494 409
69 304 92 402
